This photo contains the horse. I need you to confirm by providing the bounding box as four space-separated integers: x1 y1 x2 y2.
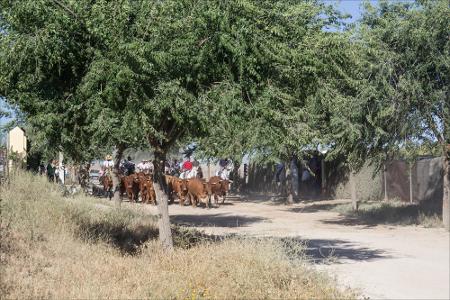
100 174 113 200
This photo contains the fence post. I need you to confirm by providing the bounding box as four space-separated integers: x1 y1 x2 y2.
207 159 210 179
321 159 326 196
350 170 358 211
383 163 388 201
409 162 413 204
5 145 10 185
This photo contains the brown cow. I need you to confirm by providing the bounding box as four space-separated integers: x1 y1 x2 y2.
140 176 156 205
209 176 232 205
163 175 175 204
166 175 188 206
185 178 211 208
137 172 150 194
124 174 140 202
119 175 127 198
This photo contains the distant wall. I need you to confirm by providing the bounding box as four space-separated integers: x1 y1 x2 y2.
245 157 442 203
327 163 382 201
385 157 443 203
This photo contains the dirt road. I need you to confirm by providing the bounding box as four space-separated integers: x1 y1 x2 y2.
136 195 449 299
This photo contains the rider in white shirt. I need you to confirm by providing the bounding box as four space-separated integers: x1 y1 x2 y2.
100 155 114 177
216 158 232 180
137 159 154 175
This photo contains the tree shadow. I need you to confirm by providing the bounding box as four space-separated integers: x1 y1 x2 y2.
75 219 159 255
237 193 293 206
287 203 343 213
239 192 338 207
171 213 268 228
321 200 442 227
279 237 392 265
74 216 234 255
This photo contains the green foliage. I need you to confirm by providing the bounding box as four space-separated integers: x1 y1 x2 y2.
1 0 348 163
363 0 448 163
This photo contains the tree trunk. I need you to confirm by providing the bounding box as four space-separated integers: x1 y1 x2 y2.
207 159 211 179
383 163 388 201
443 147 449 231
112 145 125 205
285 163 294 204
409 163 414 204
231 163 240 193
350 170 358 211
153 148 174 251
290 158 299 201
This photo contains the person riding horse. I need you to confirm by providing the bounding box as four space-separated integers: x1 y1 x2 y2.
179 159 193 179
120 156 135 176
217 158 232 180
137 159 154 175
100 155 114 199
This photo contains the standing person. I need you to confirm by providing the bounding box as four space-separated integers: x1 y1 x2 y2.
274 162 285 189
39 162 46 176
192 159 203 179
54 160 60 183
164 161 171 174
78 162 90 188
171 159 180 176
58 160 65 185
46 160 55 182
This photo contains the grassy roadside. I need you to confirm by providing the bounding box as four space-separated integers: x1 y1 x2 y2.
0 172 356 299
330 200 443 227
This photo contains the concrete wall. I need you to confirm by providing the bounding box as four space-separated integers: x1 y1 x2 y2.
7 127 27 169
329 163 383 201
245 157 442 203
7 127 27 155
385 157 443 203
244 160 383 201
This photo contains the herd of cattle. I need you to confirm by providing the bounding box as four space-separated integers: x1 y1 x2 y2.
100 173 232 208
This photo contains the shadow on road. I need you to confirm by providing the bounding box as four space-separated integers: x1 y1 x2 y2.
287 203 344 213
273 237 392 264
171 213 268 228
300 238 392 264
320 200 442 228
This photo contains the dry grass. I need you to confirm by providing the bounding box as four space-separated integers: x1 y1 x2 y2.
331 199 443 227
0 172 356 299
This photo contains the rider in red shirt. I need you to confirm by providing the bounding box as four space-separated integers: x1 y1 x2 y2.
182 160 193 172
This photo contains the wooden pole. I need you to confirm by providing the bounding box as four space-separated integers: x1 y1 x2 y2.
207 159 211 179
350 169 358 211
409 163 413 204
383 163 388 201
321 159 326 196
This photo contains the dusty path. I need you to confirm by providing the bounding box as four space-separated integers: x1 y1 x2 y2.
127 195 449 299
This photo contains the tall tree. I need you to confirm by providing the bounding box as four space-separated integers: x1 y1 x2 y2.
360 0 449 228
1 0 356 248
322 0 449 225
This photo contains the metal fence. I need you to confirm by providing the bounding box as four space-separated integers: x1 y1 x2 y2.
244 156 443 204
0 147 8 185
385 157 443 203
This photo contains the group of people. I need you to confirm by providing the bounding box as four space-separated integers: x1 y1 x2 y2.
40 159 65 183
164 157 232 180
99 155 232 182
163 158 202 179
100 155 155 179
